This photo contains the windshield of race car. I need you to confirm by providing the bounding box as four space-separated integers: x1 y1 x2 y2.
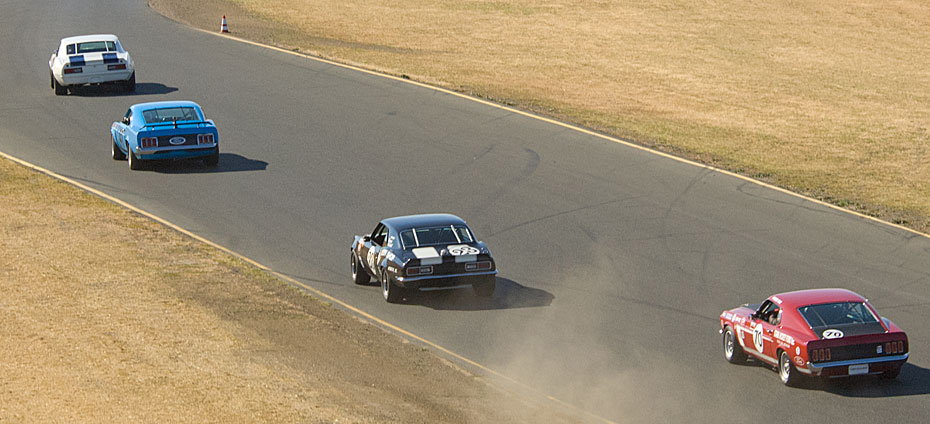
401 225 474 248
66 41 118 55
142 107 200 124
798 302 879 327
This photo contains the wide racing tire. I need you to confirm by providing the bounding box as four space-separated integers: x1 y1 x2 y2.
723 326 747 364
779 350 802 387
112 136 126 160
53 78 66 96
128 147 144 170
473 279 495 297
381 269 404 303
351 253 370 285
203 147 219 167
124 72 136 93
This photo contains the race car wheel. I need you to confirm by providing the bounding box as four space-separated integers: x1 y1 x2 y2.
351 253 370 285
880 366 902 380
112 137 126 160
50 72 54 89
473 279 495 297
723 326 747 363
381 269 404 303
203 147 219 167
779 350 801 387
124 72 136 93
53 78 66 96
128 148 143 170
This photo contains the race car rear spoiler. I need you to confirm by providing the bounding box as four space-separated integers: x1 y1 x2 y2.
143 120 213 129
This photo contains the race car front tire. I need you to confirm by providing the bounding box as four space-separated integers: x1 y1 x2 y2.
351 253 370 285
723 326 747 363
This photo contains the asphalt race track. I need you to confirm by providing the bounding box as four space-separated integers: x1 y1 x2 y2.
3 1 930 422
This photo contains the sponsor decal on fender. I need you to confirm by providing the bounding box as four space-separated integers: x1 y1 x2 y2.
773 330 795 345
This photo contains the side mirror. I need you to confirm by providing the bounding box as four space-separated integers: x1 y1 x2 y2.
362 235 370 242
121 117 130 125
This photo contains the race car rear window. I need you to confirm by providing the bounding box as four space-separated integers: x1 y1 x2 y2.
798 302 879 328
76 41 117 53
401 225 473 248
142 107 200 124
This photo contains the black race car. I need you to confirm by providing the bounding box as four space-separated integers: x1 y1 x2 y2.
351 214 497 302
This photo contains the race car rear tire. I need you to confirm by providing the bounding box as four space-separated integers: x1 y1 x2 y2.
124 72 136 93
779 350 801 387
381 270 404 303
128 148 143 170
50 72 54 89
203 147 219 167
723 326 747 363
880 366 902 380
53 78 66 96
473 279 495 297
351 253 370 285
112 137 126 160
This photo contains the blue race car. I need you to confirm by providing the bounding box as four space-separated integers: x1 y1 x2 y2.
110 100 218 170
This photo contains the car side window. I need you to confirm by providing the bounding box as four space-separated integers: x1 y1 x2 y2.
66 44 75 55
371 224 388 246
756 300 780 325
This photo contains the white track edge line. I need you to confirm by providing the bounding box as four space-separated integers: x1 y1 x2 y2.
0 150 615 424
189 26 930 242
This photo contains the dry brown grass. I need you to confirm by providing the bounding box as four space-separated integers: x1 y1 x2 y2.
0 158 580 423
152 0 930 230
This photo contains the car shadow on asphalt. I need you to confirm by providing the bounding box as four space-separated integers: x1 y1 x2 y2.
142 153 267 174
806 363 930 397
67 82 178 96
402 277 554 311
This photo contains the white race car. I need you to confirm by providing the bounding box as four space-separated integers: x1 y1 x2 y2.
49 34 135 95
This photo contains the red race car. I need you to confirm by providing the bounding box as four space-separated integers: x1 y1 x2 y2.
719 288 908 386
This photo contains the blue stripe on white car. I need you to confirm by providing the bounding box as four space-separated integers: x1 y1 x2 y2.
69 55 85 66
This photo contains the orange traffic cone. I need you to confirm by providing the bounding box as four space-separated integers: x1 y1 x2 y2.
220 15 229 33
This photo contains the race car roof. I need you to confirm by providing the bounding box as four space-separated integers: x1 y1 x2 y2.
60 34 120 45
130 100 203 112
381 213 467 231
772 288 867 309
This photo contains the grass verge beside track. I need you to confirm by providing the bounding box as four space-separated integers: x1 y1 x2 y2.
149 0 930 232
0 157 579 423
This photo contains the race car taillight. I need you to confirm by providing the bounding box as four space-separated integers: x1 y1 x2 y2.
140 137 157 148
63 67 82 74
197 134 215 144
406 266 433 276
107 64 127 71
884 341 905 354
465 261 492 272
810 348 831 362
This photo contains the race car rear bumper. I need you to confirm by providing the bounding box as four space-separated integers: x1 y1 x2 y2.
396 271 496 289
59 69 133 86
805 353 908 377
137 146 216 160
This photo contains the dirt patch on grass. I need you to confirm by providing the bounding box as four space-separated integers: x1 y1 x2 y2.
0 158 579 422
149 0 930 233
